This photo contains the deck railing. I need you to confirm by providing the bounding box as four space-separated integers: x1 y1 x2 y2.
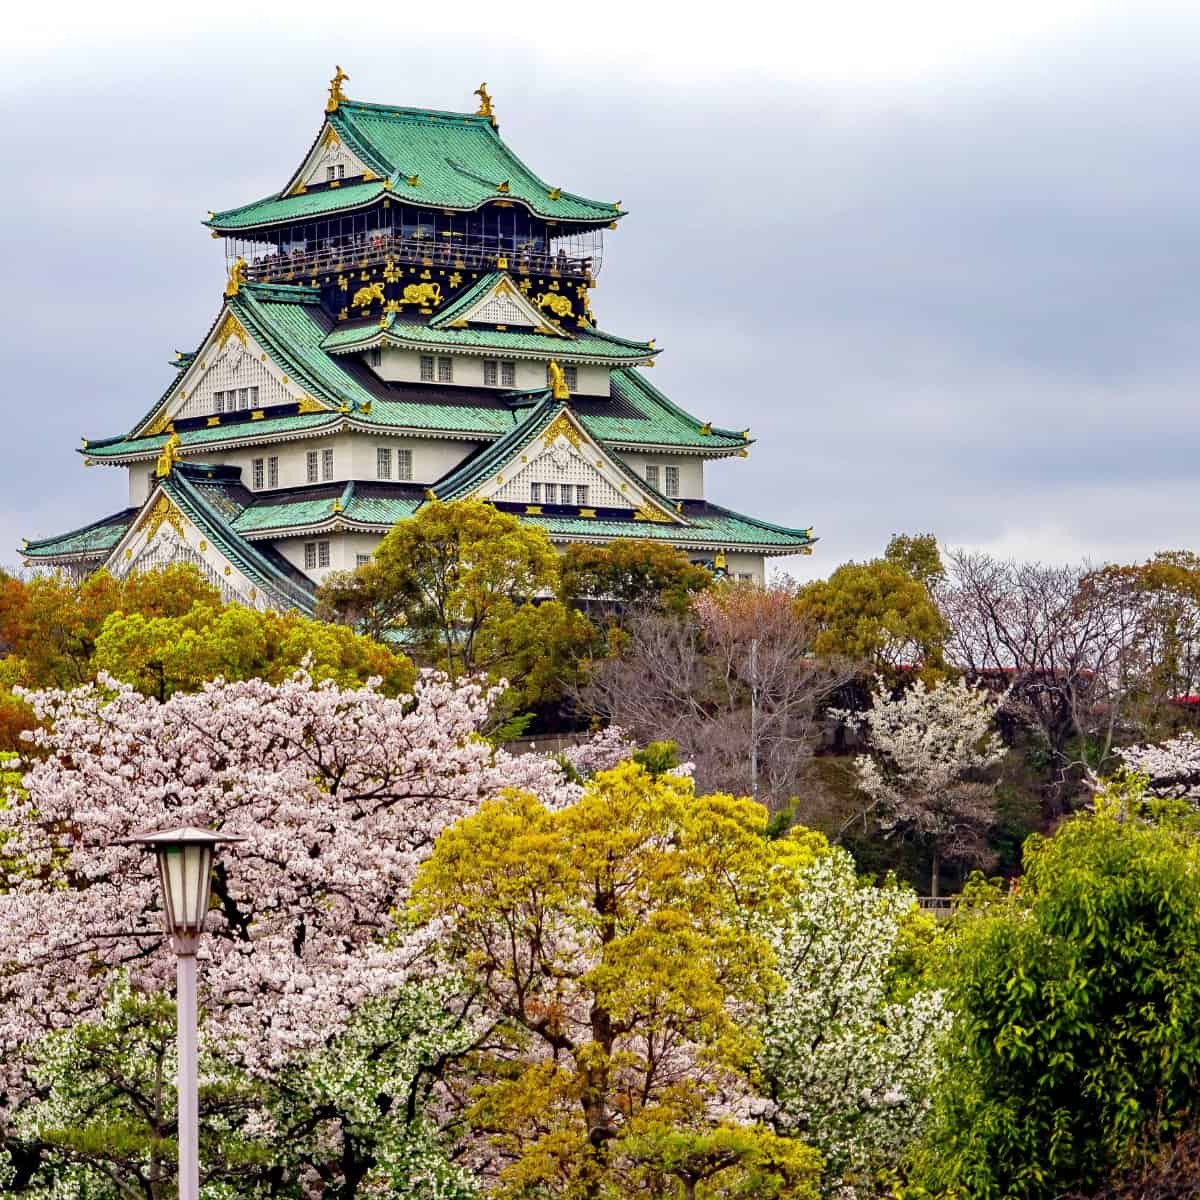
242 231 596 285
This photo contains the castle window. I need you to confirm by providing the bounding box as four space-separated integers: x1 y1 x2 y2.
377 447 392 479
564 365 578 390
238 387 249 410
437 356 453 383
575 485 589 506
397 448 413 481
325 163 345 182
304 542 317 569
147 471 155 496
531 482 541 503
645 464 660 489
368 348 382 368
252 458 264 489
420 355 435 381
500 361 516 387
665 466 679 497
213 391 225 414
250 386 259 405
306 450 319 483
544 483 557 504
322 449 334 481
356 554 371 567
318 541 331 568
483 360 498 386
267 456 279 488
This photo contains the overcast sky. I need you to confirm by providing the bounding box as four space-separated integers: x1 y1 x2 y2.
4 1 1200 579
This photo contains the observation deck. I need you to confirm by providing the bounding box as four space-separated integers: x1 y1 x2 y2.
236 228 599 286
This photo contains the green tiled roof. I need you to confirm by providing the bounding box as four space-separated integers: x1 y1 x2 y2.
208 101 621 232
208 181 387 231
87 411 341 461
324 315 654 362
577 370 747 450
233 483 423 535
527 501 815 552
23 508 138 560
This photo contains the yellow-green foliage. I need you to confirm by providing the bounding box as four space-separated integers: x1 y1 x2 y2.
92 602 414 699
413 761 827 1199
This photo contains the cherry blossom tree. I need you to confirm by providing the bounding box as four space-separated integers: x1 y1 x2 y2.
841 678 1008 896
1117 731 1200 803
758 849 950 1198
0 668 571 1196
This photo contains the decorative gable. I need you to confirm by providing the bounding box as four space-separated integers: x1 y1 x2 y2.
137 310 325 435
289 125 375 194
105 492 274 610
439 274 565 334
466 410 679 523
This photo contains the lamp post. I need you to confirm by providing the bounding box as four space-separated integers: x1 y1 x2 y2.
125 827 242 1200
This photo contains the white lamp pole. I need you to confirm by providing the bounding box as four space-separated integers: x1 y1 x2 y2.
126 827 242 1200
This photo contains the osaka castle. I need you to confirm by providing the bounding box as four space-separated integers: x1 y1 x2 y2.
22 70 815 611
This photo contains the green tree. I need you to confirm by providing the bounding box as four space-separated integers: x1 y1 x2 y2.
317 500 558 673
884 533 944 589
411 761 826 1200
918 776 1200 1199
794 556 948 681
559 539 712 618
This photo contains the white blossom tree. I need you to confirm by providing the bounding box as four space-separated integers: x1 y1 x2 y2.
842 678 1007 896
1117 731 1200 802
758 849 951 1198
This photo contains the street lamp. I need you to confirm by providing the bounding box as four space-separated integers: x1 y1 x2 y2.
125 826 242 1200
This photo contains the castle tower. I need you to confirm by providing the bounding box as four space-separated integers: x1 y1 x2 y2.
23 70 814 609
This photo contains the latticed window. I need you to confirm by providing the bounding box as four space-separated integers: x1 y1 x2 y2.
665 466 679 497
500 362 516 387
356 554 371 567
437 357 453 383
420 356 435 382
322 449 334 481
397 448 413 481
306 451 319 483
564 365 578 390
377 447 392 479
369 348 382 368
576 485 589 505
213 391 225 414
267 456 279 488
544 483 557 504
531 482 542 503
318 541 331 568
483 360 498 386
645 464 660 489
253 458 264 489
304 542 317 569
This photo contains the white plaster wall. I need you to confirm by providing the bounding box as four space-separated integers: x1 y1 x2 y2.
371 348 610 395
126 434 479 502
617 453 705 499
274 531 385 585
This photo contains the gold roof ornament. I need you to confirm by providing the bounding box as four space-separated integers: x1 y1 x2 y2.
326 65 350 114
548 187 562 200
548 360 570 400
224 257 248 299
698 421 712 436
155 432 182 479
714 551 727 570
474 82 497 126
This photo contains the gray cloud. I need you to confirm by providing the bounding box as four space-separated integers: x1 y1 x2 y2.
4 21 1200 579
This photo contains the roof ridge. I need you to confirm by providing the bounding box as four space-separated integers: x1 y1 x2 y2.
23 507 139 553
